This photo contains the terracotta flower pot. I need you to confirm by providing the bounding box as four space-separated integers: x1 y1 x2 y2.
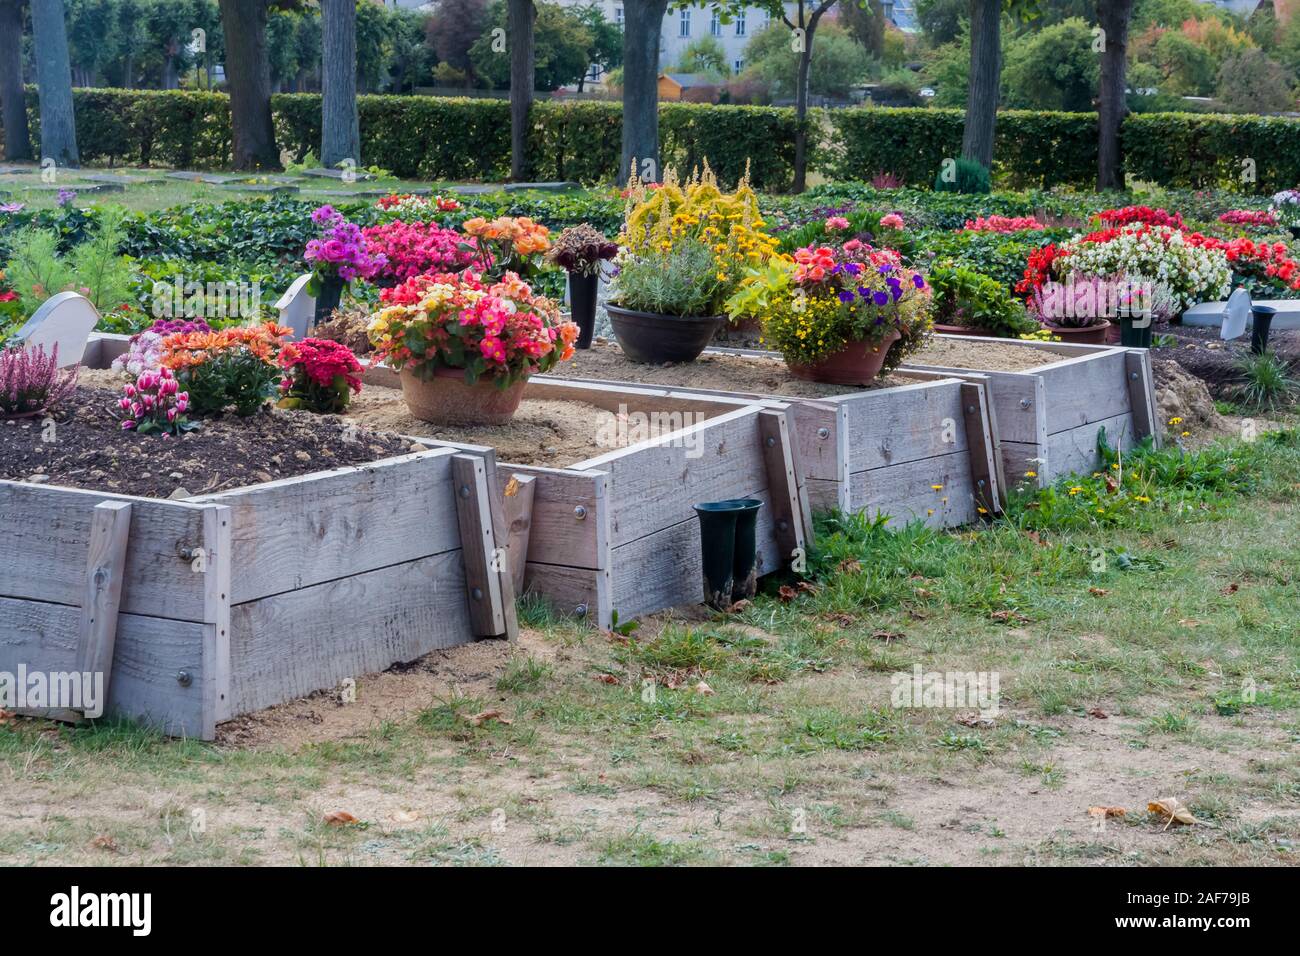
399 365 526 426
1042 320 1111 345
787 329 901 386
932 322 994 337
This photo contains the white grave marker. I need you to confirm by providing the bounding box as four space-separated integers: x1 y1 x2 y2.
11 291 101 367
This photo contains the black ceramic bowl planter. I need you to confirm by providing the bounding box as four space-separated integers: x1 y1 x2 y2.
693 499 762 611
605 303 725 364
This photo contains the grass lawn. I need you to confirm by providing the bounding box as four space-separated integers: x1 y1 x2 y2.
2 424 1298 866
0 163 472 214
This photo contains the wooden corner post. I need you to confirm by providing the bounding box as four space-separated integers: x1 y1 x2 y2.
452 454 519 641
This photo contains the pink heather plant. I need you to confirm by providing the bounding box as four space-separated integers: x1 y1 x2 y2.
360 220 480 280
1 343 78 418
118 366 195 436
304 205 387 283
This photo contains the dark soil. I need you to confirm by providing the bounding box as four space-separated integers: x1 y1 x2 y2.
0 383 415 499
1158 320 1300 396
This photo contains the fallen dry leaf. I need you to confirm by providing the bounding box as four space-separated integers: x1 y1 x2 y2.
990 609 1030 624
1178 618 1203 628
914 587 935 599
837 558 862 574
1025 530 1048 546
467 709 512 727
323 811 361 826
871 630 905 643
725 598 753 614
0 708 15 725
1148 798 1199 829
823 612 857 628
592 673 620 685
89 834 120 852
503 476 520 497
778 584 798 602
1088 587 1110 597
1221 582 1239 596
1088 806 1126 819
693 681 714 696
955 712 995 728
388 810 421 824
1087 706 1109 719
797 581 819 595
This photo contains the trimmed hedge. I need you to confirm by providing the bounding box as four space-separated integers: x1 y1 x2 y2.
1122 112 1300 193
827 108 1098 189
9 88 1300 194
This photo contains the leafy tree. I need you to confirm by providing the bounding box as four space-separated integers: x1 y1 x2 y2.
574 3 621 89
916 0 966 45
1001 16 1097 111
923 34 970 106
838 0 885 57
675 36 728 79
1150 29 1217 95
743 20 870 98
1216 47 1294 113
427 0 490 82
470 1 591 91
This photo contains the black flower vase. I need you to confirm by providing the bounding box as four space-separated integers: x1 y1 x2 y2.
568 271 599 349
1251 305 1276 354
693 498 762 610
1120 315 1152 349
730 499 762 602
313 274 346 329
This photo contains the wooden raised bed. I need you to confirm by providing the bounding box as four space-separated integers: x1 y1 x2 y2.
1 335 515 739
536 346 1006 530
359 365 811 629
900 335 1160 487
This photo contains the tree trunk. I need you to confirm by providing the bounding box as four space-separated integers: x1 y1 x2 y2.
961 0 1000 170
791 2 833 194
31 0 78 167
321 0 360 169
123 52 134 90
218 0 280 170
1096 0 1133 190
620 0 668 186
508 0 535 181
0 0 32 161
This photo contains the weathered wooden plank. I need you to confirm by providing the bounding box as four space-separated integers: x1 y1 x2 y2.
788 400 847 484
1039 349 1131 434
1045 411 1135 480
0 596 207 737
757 407 807 559
609 487 782 620
839 379 971 473
527 376 752 417
580 406 770 547
1125 349 1160 447
521 561 610 625
805 477 843 513
452 454 510 638
201 504 233 728
75 501 133 705
0 481 208 619
903 365 1044 445
227 549 472 716
846 451 979 528
959 383 999 516
1000 441 1047 490
501 474 536 599
189 449 461 605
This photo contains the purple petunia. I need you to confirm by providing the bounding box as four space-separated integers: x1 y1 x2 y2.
872 291 889 306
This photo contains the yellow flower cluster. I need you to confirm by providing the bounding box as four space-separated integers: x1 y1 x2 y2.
621 162 778 283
